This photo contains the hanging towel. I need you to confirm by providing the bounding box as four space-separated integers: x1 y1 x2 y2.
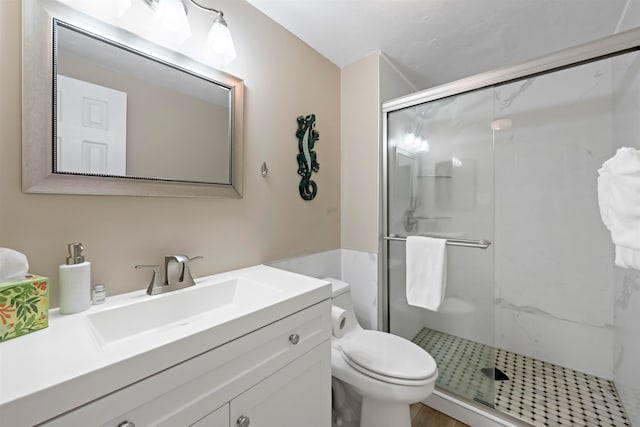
597 147 640 270
406 236 447 311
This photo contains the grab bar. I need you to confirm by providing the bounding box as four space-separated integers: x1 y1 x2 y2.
384 235 492 249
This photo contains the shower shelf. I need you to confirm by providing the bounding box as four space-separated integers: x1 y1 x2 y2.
414 216 452 220
417 174 452 178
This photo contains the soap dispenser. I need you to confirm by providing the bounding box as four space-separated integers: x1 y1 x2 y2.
59 243 91 314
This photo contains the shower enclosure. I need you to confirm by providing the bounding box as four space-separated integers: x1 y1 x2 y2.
382 29 640 426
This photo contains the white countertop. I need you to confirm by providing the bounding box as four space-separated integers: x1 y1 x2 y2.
0 265 330 426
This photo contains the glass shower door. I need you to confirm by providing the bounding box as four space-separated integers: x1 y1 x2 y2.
386 88 496 407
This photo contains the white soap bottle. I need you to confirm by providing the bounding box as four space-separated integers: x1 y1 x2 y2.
59 243 91 314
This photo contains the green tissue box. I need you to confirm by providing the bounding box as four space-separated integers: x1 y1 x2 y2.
0 275 49 342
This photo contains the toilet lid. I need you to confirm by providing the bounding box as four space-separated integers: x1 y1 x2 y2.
340 330 437 381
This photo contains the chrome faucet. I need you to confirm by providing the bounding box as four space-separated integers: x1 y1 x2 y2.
135 255 203 295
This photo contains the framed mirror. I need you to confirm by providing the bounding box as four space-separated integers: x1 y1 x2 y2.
23 0 244 197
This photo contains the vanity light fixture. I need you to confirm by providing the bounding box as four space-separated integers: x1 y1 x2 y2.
144 0 192 42
203 7 237 64
143 0 237 64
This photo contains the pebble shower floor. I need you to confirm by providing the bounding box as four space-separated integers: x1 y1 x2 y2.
412 328 630 426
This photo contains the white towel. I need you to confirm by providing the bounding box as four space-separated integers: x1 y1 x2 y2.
406 236 447 311
597 147 640 270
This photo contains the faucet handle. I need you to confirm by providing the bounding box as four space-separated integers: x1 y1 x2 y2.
163 255 203 287
181 255 203 286
135 264 163 295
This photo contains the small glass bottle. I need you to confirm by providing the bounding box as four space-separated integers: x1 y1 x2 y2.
92 284 106 305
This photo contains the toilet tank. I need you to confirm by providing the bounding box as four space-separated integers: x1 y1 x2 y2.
324 277 353 311
323 277 361 332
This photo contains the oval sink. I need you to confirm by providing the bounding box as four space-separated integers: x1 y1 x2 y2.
87 277 281 346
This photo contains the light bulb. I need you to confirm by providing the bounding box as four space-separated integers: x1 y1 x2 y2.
206 14 237 64
155 0 192 41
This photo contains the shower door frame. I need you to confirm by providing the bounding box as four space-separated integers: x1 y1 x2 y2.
379 26 640 332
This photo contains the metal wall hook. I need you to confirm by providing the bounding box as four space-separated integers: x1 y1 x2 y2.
261 161 268 177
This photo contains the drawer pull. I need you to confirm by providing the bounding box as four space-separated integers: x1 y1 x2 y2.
289 333 300 345
118 422 136 427
237 415 250 427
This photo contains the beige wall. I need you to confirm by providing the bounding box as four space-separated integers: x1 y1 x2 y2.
1 0 340 307
340 53 379 253
340 52 417 253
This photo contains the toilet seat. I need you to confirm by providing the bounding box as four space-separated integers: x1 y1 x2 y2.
340 330 437 386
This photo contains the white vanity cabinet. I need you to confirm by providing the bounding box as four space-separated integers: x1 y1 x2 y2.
40 300 331 427
191 404 229 427
191 343 329 427
228 343 329 427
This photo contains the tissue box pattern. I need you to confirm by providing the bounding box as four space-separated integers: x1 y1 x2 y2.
0 275 48 342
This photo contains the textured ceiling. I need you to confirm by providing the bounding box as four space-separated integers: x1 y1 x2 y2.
246 0 631 90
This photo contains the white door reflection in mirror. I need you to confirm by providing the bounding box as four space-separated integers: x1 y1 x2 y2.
57 75 127 175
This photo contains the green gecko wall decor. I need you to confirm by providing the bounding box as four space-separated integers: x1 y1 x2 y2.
296 114 320 200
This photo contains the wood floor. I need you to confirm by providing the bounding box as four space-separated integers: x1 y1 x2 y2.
410 403 470 427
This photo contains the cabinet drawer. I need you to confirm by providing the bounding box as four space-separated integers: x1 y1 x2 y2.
41 300 330 427
190 403 228 427
230 342 331 427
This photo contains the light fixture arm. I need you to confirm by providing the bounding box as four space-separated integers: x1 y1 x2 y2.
188 0 223 17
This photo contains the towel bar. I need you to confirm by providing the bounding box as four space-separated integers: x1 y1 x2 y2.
384 235 492 249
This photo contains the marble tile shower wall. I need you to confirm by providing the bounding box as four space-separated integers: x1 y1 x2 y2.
612 50 640 426
493 58 615 380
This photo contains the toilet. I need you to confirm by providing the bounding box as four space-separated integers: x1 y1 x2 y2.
326 278 438 427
